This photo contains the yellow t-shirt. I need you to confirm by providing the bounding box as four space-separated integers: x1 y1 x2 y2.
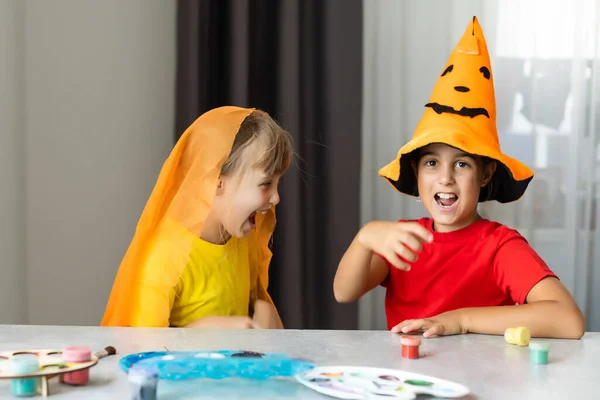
168 236 257 327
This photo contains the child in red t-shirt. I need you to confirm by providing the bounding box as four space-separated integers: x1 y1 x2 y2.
334 17 585 339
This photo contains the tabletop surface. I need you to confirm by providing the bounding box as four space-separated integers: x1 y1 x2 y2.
0 325 597 399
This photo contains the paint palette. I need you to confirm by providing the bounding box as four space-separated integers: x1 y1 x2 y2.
120 350 315 381
295 366 470 399
0 349 98 396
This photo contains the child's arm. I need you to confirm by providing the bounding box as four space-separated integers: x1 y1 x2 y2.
182 283 280 329
334 221 433 302
392 237 586 339
252 299 283 329
333 234 389 302
248 278 283 329
184 316 261 329
464 276 583 337
393 277 584 339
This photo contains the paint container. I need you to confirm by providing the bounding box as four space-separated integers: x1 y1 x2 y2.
529 341 551 365
400 336 421 359
8 354 39 397
129 365 159 400
504 327 530 346
60 346 91 385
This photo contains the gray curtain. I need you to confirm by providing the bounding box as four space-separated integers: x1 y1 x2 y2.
175 0 362 329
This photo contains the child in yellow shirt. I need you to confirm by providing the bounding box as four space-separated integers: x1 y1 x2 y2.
101 106 293 329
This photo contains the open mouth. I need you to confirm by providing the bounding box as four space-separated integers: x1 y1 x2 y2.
247 209 269 227
249 212 257 225
425 102 490 119
435 192 458 209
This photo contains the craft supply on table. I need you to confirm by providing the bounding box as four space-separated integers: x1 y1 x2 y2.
94 346 117 360
120 350 314 381
0 346 115 397
60 346 91 385
504 327 531 347
129 365 159 400
400 336 421 359
8 354 40 397
296 366 470 399
529 341 551 365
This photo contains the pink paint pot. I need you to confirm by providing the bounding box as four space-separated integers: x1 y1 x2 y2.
60 346 91 386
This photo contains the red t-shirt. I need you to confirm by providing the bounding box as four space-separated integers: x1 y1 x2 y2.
381 218 557 330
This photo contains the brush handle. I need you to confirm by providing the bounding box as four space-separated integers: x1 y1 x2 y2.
94 346 116 360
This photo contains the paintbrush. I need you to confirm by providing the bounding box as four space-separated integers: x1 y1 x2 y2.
94 346 116 359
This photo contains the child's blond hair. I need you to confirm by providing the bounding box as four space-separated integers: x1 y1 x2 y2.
221 111 293 177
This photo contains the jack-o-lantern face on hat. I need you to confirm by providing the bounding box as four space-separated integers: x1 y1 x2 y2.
424 16 496 123
425 64 491 119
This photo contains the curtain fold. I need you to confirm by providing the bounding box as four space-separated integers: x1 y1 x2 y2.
175 0 363 329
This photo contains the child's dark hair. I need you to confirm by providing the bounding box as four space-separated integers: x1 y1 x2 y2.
478 156 496 201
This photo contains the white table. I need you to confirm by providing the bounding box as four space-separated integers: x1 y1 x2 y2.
0 325 597 399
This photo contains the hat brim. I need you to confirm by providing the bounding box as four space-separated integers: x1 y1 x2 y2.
378 130 534 203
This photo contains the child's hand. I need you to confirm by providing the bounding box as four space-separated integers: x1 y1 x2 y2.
252 299 283 329
357 221 433 271
391 310 467 338
185 316 262 329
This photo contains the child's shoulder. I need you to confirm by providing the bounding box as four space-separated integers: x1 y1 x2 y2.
478 219 528 243
398 217 528 244
396 217 433 228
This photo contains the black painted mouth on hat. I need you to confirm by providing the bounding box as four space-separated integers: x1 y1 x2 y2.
425 102 490 119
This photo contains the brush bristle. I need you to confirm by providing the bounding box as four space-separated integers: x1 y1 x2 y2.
105 346 116 356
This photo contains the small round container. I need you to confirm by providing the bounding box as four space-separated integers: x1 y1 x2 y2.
529 341 551 365
8 354 39 397
400 336 421 359
60 346 91 385
504 327 531 346
129 365 159 400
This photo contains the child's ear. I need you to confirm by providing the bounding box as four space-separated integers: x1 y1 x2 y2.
410 160 418 177
482 161 497 186
216 179 225 195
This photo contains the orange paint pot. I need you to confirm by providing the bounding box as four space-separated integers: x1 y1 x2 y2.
400 336 421 359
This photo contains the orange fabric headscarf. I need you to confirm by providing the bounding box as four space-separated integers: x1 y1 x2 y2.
379 17 534 203
101 106 277 327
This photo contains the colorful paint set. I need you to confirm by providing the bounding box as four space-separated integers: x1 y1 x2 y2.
119 349 472 399
295 366 470 399
0 346 115 397
0 329 554 399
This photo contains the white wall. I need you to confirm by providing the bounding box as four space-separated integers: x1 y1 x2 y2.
0 0 26 324
0 0 176 325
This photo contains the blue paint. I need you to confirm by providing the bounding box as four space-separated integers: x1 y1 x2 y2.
9 355 39 397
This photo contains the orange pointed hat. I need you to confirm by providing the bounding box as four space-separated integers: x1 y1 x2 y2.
379 16 533 203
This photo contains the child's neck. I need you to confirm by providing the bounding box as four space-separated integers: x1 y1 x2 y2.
432 213 482 233
200 211 231 245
